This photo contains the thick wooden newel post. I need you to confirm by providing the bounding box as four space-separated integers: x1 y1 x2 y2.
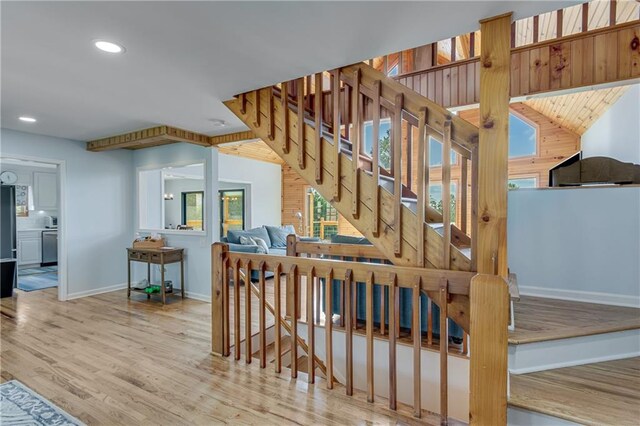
477 12 511 279
212 242 229 356
472 11 512 425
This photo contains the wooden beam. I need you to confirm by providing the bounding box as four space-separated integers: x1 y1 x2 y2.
87 125 211 152
478 12 511 279
210 130 258 146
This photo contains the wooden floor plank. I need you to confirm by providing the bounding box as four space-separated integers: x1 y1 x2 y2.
510 296 640 344
1 288 455 425
509 358 640 426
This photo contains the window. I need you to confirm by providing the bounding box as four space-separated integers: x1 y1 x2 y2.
508 177 537 189
429 137 458 167
363 119 392 170
509 113 537 158
307 188 338 240
429 183 458 222
388 64 399 77
181 191 204 231
219 190 245 237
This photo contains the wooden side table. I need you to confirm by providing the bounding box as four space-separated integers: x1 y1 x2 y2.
127 247 185 304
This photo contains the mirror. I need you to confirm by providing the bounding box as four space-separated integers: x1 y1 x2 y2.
138 163 205 232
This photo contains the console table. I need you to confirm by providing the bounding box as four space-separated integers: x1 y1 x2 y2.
127 247 185 304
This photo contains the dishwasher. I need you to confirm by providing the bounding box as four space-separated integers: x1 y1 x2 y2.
41 230 58 266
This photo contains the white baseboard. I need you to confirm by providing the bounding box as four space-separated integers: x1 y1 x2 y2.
519 285 640 308
66 283 127 300
183 290 211 303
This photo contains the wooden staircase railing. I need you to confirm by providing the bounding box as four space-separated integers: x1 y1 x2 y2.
211 243 508 423
224 62 480 277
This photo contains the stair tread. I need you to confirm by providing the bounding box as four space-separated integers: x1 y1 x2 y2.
509 357 640 425
509 296 640 345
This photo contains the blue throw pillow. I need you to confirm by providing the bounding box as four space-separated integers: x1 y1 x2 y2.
265 225 296 248
227 226 272 247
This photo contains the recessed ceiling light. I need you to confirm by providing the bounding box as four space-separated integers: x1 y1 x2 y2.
19 116 36 123
211 119 228 128
94 40 125 54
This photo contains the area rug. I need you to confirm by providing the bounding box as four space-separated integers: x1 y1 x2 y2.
19 266 58 276
0 380 85 425
17 272 58 292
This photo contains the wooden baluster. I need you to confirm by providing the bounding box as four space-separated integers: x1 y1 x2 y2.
315 257 321 325
268 88 275 141
383 55 388 75
533 15 539 43
406 122 413 194
470 32 476 57
222 257 230 356
442 119 452 269
427 299 433 345
288 265 298 378
314 73 323 184
339 257 345 327
259 261 267 368
388 273 398 410
372 80 381 237
239 93 246 115
399 50 404 74
393 94 404 256
610 0 617 26
253 90 260 128
416 108 427 267
281 82 290 154
462 332 469 356
325 269 334 389
343 84 350 140
345 269 354 396
233 259 242 360
471 147 479 271
380 285 386 335
245 260 252 364
352 278 357 330
461 157 468 234
366 271 374 403
307 267 315 383
351 69 361 218
450 37 456 62
511 22 516 48
557 9 564 38
297 78 306 169
332 70 341 201
274 263 282 373
306 75 313 110
439 279 449 422
413 276 422 418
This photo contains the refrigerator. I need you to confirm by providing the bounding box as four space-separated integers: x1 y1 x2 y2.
1 185 17 297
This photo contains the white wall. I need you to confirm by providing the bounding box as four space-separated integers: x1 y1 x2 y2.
218 154 281 229
581 84 640 164
0 128 134 298
508 186 640 307
133 143 218 300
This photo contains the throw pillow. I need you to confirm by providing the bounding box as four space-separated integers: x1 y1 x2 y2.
239 236 267 254
251 236 270 254
265 225 296 248
228 226 272 246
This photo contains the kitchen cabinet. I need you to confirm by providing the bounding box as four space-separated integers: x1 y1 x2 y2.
34 172 57 210
17 231 42 265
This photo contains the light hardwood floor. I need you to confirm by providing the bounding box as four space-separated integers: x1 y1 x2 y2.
509 357 640 426
1 288 453 425
509 296 640 344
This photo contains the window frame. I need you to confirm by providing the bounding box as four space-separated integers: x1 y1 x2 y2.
218 189 245 237
181 190 205 231
508 109 540 160
508 174 539 190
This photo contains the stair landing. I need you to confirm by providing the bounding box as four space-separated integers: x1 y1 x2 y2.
510 296 640 345
509 357 640 425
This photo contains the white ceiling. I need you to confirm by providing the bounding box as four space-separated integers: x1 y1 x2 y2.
1 1 577 142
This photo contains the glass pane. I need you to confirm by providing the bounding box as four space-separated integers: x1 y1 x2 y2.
363 120 392 170
509 114 537 158
219 190 244 236
429 183 458 222
388 64 399 77
307 189 339 240
508 178 537 189
182 192 204 231
429 137 457 167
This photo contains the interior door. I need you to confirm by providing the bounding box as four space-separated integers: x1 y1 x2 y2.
219 189 245 237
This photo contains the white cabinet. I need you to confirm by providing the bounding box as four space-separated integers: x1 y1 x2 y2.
34 172 57 211
17 231 42 266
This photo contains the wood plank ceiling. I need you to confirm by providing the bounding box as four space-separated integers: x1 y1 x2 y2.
523 85 630 135
218 140 283 164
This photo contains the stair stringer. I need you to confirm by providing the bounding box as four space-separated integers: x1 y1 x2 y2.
224 89 471 333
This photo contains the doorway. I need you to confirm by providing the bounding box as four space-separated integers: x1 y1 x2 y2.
0 155 66 300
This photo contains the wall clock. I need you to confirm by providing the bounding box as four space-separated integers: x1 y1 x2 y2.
0 171 18 185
